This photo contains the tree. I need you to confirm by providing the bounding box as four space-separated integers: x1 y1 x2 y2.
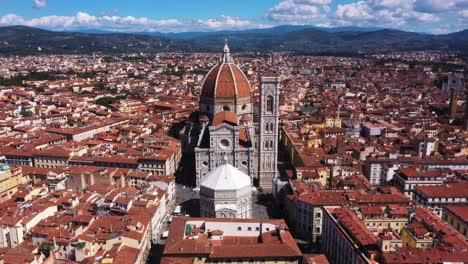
94 81 106 91
96 97 117 107
20 108 33 117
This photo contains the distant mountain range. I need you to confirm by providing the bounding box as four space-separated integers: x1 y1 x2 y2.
67 25 386 39
0 25 467 55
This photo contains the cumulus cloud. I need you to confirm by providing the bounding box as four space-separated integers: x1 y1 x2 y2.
265 0 444 28
332 0 440 27
266 0 329 22
336 1 374 21
196 15 253 30
368 0 414 9
33 0 47 9
0 12 259 32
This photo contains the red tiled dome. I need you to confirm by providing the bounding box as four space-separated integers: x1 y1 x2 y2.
201 63 251 98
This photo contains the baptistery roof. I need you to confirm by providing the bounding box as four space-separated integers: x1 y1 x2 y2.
201 163 251 192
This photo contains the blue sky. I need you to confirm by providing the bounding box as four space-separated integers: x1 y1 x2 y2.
0 0 467 33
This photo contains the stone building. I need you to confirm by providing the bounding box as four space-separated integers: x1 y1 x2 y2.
200 159 252 218
180 40 280 192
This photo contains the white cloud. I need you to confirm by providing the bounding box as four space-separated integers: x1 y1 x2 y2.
336 1 374 21
265 0 442 27
33 0 47 9
0 14 26 25
369 0 415 9
332 0 440 27
0 12 260 32
196 16 253 30
266 0 328 22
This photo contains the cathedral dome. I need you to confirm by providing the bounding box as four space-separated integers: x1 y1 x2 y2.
201 63 251 98
200 40 251 99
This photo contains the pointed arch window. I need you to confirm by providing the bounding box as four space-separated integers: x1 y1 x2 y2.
266 95 274 113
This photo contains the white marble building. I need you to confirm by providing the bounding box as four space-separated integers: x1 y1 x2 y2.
200 159 252 218
180 40 281 193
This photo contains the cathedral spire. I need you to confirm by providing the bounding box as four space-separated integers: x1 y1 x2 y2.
221 37 234 63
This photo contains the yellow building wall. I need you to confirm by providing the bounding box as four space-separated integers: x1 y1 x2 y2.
325 118 342 128
364 218 408 233
400 228 432 249
0 167 26 202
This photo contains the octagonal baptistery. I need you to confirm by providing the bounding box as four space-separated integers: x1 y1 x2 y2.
199 42 252 120
200 162 252 219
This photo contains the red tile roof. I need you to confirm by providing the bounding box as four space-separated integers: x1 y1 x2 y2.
163 217 302 260
416 181 468 198
212 111 238 127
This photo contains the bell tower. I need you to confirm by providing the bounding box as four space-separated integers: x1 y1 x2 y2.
258 74 280 192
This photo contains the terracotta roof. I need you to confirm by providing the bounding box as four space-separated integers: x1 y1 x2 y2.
240 114 252 122
163 217 302 260
201 63 251 98
382 248 468 263
416 182 468 198
332 208 378 247
444 205 468 223
399 167 441 178
303 254 330 264
212 111 238 127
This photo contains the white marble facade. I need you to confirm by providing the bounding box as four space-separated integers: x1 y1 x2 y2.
200 161 252 219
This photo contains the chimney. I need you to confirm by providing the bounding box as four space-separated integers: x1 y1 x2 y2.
258 223 263 243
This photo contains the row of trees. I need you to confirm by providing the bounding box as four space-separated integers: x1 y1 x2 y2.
0 71 60 86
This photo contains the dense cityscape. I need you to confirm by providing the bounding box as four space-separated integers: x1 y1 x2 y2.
1 0 468 262
0 43 466 263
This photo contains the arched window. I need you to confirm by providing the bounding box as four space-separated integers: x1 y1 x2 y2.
269 123 274 131
266 95 273 112
270 141 273 149
223 105 231 111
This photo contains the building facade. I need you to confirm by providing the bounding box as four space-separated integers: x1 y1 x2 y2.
162 217 302 263
180 41 280 192
414 182 468 217
200 162 252 218
0 165 26 202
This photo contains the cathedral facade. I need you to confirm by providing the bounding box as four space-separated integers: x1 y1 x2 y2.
180 41 280 192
